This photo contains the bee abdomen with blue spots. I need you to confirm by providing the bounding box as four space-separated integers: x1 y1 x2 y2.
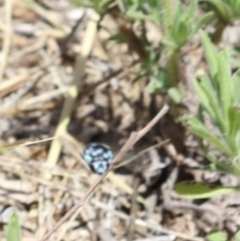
83 143 113 174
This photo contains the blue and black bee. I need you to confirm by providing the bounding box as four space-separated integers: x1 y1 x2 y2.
83 143 113 174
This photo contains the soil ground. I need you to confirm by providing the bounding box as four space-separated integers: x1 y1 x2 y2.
1 1 240 241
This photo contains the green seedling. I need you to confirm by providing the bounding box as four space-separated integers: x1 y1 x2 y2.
4 213 21 241
70 0 213 101
175 30 240 199
201 0 240 42
152 0 213 97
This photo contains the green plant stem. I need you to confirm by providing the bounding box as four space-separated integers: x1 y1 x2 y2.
166 50 180 87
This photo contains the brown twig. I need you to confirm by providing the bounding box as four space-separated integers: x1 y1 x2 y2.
114 139 170 169
60 12 86 53
38 105 169 241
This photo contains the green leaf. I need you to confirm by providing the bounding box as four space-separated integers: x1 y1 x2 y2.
168 87 182 103
192 12 214 36
162 36 178 50
232 68 240 103
207 230 228 241
175 181 240 199
148 69 166 92
192 74 227 132
4 213 21 241
160 0 176 34
206 152 233 174
204 163 230 173
232 155 240 176
202 0 232 22
172 2 184 33
199 30 218 79
228 105 240 145
175 20 189 47
200 78 227 132
187 116 234 157
236 131 240 148
184 0 197 22
234 229 240 241
217 50 231 125
193 72 218 123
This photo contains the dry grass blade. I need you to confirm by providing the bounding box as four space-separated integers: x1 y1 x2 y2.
0 74 28 95
0 137 55 153
45 10 100 179
39 105 169 241
21 0 66 32
107 172 145 204
0 0 12 83
127 175 140 241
